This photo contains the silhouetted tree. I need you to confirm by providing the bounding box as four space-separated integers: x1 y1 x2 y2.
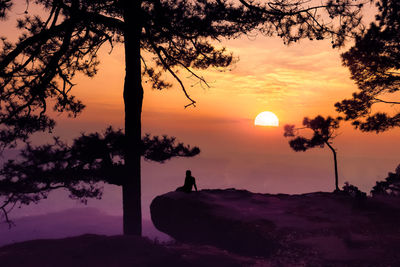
335 0 400 132
0 0 11 17
284 115 341 191
0 0 364 235
371 164 400 196
342 182 366 199
0 127 199 226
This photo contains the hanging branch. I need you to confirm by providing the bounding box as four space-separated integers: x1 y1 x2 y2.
0 126 200 226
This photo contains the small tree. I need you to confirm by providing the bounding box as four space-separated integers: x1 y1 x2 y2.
284 115 341 191
342 182 366 199
0 127 200 226
371 164 400 196
335 0 400 132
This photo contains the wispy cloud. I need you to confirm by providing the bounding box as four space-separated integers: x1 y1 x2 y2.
194 37 355 111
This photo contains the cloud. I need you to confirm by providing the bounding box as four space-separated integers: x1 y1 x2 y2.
191 37 355 111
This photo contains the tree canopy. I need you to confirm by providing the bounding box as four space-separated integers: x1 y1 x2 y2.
335 0 400 132
0 0 365 234
0 0 365 147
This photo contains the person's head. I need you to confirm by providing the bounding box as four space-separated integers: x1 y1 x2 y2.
186 170 191 176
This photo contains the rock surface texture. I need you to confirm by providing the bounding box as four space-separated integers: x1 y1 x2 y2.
151 189 400 266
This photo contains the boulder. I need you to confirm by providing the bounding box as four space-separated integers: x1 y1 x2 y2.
151 189 278 257
151 189 400 265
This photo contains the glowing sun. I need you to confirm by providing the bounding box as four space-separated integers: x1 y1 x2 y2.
254 111 279 126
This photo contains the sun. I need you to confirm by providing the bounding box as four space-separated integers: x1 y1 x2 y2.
254 111 279 126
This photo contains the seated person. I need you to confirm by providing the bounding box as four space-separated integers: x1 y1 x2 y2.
176 170 198 193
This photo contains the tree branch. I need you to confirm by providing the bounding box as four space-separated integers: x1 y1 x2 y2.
373 98 400 105
148 40 197 108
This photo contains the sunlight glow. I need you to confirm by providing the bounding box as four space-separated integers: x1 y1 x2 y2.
254 111 279 127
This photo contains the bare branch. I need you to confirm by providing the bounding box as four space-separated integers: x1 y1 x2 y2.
149 40 197 108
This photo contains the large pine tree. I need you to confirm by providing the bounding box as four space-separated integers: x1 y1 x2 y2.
0 0 364 235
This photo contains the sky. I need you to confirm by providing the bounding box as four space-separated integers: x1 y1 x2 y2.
1 1 400 240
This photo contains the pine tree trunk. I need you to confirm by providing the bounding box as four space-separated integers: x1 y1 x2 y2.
121 0 143 236
325 141 339 191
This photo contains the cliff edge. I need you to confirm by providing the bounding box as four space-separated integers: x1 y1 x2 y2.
151 189 400 265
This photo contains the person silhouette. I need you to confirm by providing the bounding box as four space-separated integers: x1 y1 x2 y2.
176 170 198 193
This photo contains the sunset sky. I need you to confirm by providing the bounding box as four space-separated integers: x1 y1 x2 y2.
3 2 400 223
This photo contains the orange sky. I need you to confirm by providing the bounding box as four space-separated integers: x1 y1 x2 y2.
54 34 400 195
3 1 400 219
67 36 354 126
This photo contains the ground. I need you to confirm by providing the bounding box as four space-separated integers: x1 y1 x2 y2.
2 189 400 266
151 189 400 266
0 234 256 267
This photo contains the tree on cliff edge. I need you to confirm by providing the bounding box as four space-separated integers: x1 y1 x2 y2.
0 0 364 235
284 116 341 191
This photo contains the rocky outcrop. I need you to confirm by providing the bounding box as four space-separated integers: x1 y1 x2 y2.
151 189 278 257
151 189 400 265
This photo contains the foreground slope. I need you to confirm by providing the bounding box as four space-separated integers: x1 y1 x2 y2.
0 234 256 267
151 189 400 266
